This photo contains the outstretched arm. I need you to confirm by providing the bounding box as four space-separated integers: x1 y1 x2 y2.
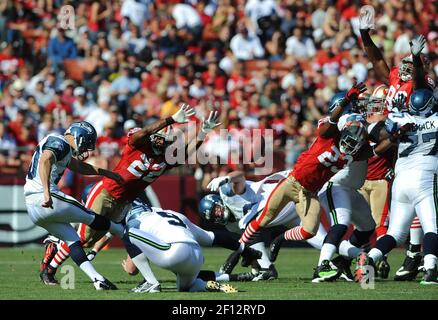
319 82 368 138
410 35 428 90
67 157 124 184
129 104 195 147
360 29 390 84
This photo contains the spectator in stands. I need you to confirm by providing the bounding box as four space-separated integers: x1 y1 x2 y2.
244 0 281 44
85 96 112 137
285 27 316 59
47 28 77 70
110 65 140 119
170 2 202 35
230 20 265 61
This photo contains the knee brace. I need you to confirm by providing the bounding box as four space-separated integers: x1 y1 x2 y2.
350 229 375 248
324 224 348 246
89 214 110 231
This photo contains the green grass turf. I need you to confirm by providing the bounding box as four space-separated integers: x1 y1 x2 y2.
0 247 437 300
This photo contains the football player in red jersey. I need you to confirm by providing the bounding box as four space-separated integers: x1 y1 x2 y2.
39 104 222 284
238 82 379 246
359 24 433 112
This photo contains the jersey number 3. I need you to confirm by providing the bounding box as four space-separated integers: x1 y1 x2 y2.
156 211 187 228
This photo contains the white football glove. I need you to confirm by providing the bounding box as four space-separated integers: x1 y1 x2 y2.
359 5 375 30
207 176 230 192
172 103 196 123
410 35 426 57
201 110 221 134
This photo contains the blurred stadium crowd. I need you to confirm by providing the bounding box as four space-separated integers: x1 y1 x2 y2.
0 0 437 193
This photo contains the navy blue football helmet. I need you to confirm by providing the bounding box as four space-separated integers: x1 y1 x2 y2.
125 198 152 224
65 121 97 160
198 194 230 225
409 89 436 117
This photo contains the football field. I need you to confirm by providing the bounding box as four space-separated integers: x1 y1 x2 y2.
0 247 437 300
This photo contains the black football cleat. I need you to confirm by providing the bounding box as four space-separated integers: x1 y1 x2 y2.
252 264 278 281
420 267 438 285
394 250 422 281
331 255 354 282
40 267 58 285
94 278 118 290
376 255 390 279
312 260 341 283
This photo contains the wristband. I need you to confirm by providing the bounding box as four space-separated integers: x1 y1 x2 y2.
165 117 175 126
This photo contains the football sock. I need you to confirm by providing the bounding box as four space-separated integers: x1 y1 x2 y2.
375 234 397 256
423 254 437 271
368 248 383 263
69 241 105 282
339 240 361 259
49 241 71 269
284 226 313 241
409 217 423 247
318 243 337 265
215 272 230 282
239 220 260 244
79 261 105 282
132 253 159 285
250 241 271 269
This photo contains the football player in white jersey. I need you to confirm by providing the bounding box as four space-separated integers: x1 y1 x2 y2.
24 121 126 290
312 92 376 283
123 199 239 293
199 170 327 281
356 88 438 285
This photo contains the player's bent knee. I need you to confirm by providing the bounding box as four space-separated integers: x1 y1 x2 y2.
89 214 111 231
324 224 348 246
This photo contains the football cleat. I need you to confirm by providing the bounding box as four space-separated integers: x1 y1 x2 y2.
130 280 161 293
420 267 438 285
231 271 256 282
205 280 238 293
269 234 284 262
376 256 390 279
312 260 341 283
219 250 240 274
331 255 354 282
252 264 278 281
94 278 118 290
394 250 422 281
354 252 375 283
40 267 58 285
40 240 58 272
241 247 262 268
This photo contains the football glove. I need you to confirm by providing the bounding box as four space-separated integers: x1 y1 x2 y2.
207 176 230 192
171 103 196 123
410 35 426 57
345 82 367 102
359 5 375 30
201 110 221 134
